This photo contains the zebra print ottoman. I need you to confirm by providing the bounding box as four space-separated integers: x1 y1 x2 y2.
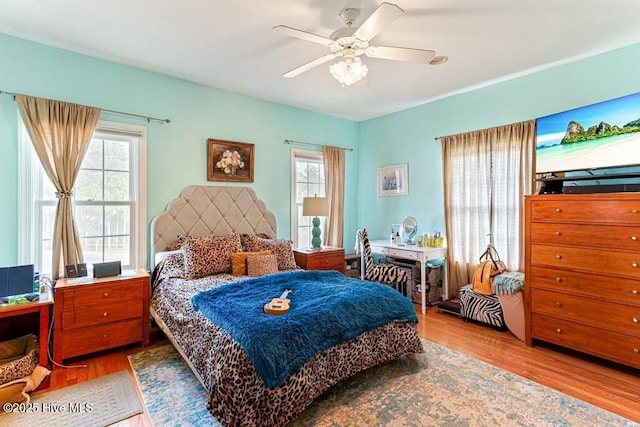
460 285 506 329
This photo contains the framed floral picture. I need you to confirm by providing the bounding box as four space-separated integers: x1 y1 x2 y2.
207 139 255 182
377 163 408 196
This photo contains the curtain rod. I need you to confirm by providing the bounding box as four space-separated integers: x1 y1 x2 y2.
0 89 171 124
284 139 353 152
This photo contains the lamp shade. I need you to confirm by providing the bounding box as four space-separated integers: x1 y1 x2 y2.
302 196 328 217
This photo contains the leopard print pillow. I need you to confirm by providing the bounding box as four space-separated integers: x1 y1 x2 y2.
247 254 279 277
161 252 185 277
230 250 272 276
166 234 187 251
182 234 242 279
242 235 297 271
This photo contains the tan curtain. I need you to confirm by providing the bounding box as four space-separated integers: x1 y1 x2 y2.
16 95 101 279
442 120 536 297
323 146 346 247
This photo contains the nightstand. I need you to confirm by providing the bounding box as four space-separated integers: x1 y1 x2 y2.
293 247 345 273
53 269 149 365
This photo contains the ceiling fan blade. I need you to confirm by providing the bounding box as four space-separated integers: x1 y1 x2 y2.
366 45 435 64
353 2 404 42
283 53 337 78
273 25 334 46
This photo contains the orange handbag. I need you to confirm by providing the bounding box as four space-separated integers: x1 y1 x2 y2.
472 244 506 295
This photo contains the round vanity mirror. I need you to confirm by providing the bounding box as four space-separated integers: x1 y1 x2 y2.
402 216 418 244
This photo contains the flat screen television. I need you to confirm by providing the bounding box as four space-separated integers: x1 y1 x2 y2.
536 91 640 175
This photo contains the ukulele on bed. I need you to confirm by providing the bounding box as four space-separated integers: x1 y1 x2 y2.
263 289 292 315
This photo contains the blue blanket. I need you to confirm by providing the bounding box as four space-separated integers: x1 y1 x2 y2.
493 271 525 294
191 270 418 388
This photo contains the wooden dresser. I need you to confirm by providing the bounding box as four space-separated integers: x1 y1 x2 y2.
525 193 640 368
53 269 149 365
293 247 345 273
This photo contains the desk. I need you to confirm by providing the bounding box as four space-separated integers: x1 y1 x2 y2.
0 290 53 388
367 240 446 314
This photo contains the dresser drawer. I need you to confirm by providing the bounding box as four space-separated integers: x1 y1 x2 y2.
529 223 640 250
531 313 640 368
60 282 143 310
307 251 344 271
530 244 640 278
530 199 640 224
61 299 142 329
531 288 640 336
530 266 640 305
58 319 143 359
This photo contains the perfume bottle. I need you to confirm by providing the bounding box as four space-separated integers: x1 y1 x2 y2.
390 228 395 245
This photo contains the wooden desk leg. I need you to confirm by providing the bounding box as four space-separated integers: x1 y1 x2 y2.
38 304 51 389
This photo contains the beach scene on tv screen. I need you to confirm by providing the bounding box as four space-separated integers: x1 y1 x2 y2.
536 92 640 174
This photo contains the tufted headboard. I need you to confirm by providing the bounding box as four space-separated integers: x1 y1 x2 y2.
150 185 278 261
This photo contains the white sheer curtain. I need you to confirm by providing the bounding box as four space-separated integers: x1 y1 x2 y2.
441 120 536 297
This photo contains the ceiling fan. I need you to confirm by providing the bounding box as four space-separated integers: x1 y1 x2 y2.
273 2 447 86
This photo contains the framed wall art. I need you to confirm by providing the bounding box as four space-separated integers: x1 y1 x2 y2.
207 139 255 182
377 163 408 196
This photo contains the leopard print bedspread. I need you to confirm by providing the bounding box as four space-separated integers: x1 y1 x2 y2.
151 269 424 426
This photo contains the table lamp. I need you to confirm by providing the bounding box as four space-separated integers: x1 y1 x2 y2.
302 195 328 249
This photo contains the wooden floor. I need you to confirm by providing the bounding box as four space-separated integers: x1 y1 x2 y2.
37 306 640 425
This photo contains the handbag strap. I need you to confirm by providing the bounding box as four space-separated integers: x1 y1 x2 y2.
479 244 502 270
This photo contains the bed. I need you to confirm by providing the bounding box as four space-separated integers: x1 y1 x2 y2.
150 185 424 426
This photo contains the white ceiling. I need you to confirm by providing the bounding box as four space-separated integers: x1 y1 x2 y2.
1 0 640 122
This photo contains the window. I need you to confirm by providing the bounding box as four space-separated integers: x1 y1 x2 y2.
18 120 147 275
442 121 535 296
291 149 325 248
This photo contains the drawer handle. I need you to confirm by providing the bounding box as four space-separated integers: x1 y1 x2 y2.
555 208 561 213
103 312 108 317
634 318 639 323
633 236 638 241
633 290 639 295
633 263 639 268
555 277 562 282
102 334 108 339
103 292 109 298
556 328 562 334
556 301 562 307
555 254 562 259
633 209 639 214
555 231 561 236
635 348 640 354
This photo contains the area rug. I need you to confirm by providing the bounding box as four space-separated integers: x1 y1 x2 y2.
128 340 637 426
0 370 142 427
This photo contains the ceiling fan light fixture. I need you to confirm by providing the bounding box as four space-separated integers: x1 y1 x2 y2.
329 57 368 86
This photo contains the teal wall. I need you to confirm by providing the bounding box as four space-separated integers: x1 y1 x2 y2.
0 33 358 267
1 30 640 268
358 42 640 241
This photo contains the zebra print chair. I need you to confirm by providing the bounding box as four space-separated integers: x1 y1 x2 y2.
357 229 408 292
460 284 506 330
